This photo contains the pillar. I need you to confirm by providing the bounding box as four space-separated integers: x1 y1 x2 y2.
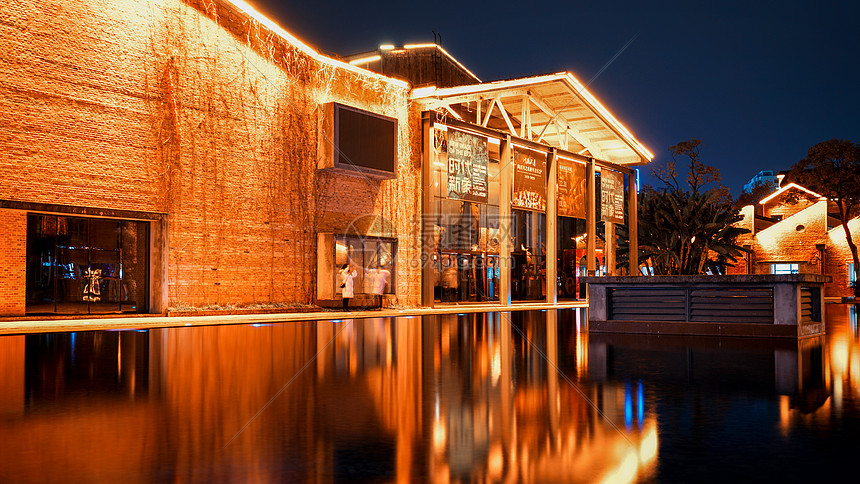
421 116 436 307
499 136 513 306
546 149 558 303
586 159 596 276
628 170 639 276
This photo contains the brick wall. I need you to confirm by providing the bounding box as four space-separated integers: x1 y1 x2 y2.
762 190 818 220
0 210 26 316
1 0 423 311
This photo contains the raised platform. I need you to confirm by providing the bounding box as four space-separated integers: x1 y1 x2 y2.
581 274 831 338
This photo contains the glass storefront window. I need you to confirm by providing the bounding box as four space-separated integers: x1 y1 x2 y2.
25 215 150 314
432 127 501 303
334 236 396 295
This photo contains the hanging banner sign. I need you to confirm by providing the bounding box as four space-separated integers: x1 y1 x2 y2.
600 169 624 223
512 147 547 211
446 129 488 203
557 158 586 219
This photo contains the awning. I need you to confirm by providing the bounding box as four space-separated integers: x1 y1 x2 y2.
412 72 653 166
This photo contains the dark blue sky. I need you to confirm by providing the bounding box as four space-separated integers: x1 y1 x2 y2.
253 0 859 196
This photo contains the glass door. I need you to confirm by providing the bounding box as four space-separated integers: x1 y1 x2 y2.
436 251 498 303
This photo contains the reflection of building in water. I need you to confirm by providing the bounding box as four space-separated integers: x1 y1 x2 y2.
0 310 660 482
779 304 860 431
426 310 657 483
588 327 831 442
0 331 154 482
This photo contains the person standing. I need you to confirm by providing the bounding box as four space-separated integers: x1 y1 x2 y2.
339 264 357 311
371 266 390 309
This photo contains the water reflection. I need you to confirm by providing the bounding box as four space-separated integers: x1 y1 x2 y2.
0 306 857 482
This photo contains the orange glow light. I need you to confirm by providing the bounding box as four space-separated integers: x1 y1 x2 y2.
223 0 408 88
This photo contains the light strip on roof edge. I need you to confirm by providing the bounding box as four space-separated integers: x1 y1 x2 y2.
561 73 653 161
411 73 653 162
349 55 382 65
759 183 825 205
224 0 409 88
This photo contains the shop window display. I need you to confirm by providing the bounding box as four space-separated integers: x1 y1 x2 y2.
25 214 149 314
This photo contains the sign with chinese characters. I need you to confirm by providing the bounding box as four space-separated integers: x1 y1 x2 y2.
557 158 586 218
512 147 547 211
600 169 624 223
446 129 488 203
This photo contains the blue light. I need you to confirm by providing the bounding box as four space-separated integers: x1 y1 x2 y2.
624 382 633 430
638 381 645 426
635 168 641 194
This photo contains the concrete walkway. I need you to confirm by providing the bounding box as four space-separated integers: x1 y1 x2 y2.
0 301 588 335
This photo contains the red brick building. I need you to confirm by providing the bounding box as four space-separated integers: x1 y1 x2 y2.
729 182 859 301
1 0 651 317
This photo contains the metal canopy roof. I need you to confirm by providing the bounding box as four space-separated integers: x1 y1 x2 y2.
412 72 653 166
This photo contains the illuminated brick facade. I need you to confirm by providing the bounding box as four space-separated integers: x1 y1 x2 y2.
0 0 421 315
0 211 27 316
729 184 859 300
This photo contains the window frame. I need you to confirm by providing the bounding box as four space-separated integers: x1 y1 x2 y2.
770 262 799 275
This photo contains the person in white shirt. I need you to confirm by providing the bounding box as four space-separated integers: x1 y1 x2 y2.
339 264 357 311
371 266 390 309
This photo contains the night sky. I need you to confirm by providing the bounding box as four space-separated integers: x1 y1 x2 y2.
251 0 859 196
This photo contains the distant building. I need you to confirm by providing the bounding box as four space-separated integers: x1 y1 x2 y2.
343 44 482 88
743 170 780 193
729 182 859 300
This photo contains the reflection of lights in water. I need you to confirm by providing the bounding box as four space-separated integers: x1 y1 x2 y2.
779 395 791 436
492 347 501 384
638 381 645 427
639 422 658 465
598 418 658 484
624 383 633 429
601 449 638 484
832 335 849 376
487 443 503 480
851 352 860 390
433 420 446 454
576 330 588 377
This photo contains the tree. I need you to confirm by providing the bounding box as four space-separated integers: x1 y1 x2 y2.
734 179 778 209
786 139 860 296
653 138 732 205
617 139 749 275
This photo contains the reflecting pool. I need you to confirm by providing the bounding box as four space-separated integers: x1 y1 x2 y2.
0 305 858 483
